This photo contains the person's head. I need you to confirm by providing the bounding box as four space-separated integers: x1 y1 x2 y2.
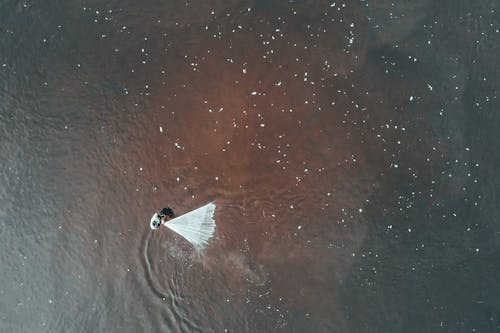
161 207 175 218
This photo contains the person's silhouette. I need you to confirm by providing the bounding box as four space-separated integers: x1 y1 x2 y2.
160 207 175 223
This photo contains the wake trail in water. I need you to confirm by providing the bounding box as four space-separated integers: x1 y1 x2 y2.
140 229 206 332
140 230 171 300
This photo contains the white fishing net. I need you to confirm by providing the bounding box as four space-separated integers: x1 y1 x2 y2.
163 202 216 250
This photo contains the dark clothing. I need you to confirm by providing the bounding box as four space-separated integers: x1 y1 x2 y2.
161 207 175 218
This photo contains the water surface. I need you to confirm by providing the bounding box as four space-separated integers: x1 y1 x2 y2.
1 0 499 332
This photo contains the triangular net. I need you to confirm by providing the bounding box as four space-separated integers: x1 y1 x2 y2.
164 202 216 250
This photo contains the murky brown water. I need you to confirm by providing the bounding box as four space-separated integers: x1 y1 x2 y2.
1 0 499 332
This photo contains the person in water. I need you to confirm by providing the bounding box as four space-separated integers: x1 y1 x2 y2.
150 207 175 230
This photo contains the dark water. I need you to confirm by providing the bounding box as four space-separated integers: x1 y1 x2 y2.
1 0 499 332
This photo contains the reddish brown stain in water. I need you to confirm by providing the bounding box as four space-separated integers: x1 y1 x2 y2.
116 6 444 329
46 1 449 329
